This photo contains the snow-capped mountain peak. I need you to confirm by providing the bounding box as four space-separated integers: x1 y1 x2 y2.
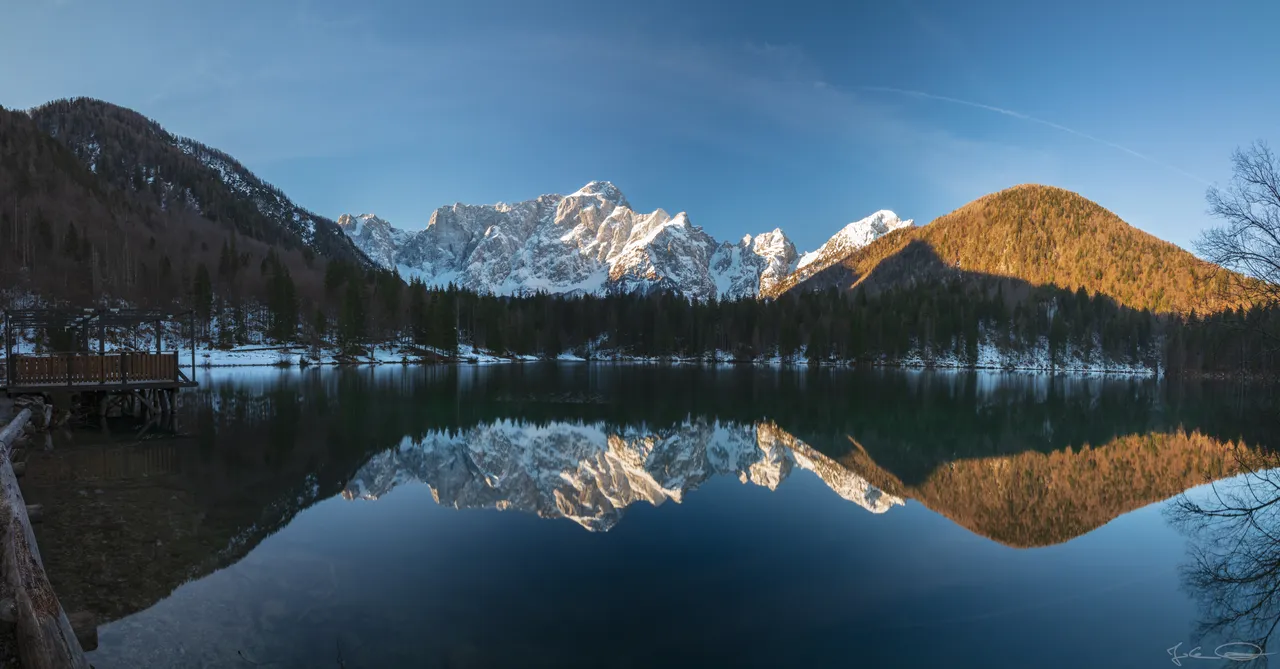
336 213 382 237
338 184 907 299
751 228 793 258
710 228 801 298
568 180 630 209
795 210 913 275
336 213 408 271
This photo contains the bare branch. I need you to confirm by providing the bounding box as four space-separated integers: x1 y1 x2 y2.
1200 143 1280 285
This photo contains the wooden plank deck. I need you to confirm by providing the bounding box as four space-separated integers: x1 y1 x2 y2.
0 353 196 392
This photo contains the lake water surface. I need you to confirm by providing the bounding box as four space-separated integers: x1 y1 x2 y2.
22 365 1280 668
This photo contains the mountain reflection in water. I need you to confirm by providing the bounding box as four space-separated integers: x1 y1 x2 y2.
344 419 903 529
18 365 1280 669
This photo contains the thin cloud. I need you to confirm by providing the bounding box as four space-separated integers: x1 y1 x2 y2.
857 86 1210 186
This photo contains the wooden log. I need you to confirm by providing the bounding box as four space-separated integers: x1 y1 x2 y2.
0 409 90 669
0 411 27 455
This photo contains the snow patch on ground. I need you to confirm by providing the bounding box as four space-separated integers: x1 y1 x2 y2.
455 343 515 365
172 344 422 368
890 332 1159 376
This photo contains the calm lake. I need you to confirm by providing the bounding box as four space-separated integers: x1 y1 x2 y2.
21 365 1280 668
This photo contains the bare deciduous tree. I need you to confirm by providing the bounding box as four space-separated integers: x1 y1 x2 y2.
1199 142 1280 307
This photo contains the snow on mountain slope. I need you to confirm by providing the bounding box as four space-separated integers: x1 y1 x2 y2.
710 230 799 298
165 137 373 261
793 210 913 281
342 419 903 530
27 98 371 268
337 182 902 299
335 214 409 271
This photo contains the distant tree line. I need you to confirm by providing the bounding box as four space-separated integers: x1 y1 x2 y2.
182 263 1280 375
434 280 1161 368
177 256 1280 374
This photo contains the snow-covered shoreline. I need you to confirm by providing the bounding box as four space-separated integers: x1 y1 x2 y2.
170 343 1158 376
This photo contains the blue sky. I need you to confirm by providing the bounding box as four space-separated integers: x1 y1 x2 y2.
2 0 1277 251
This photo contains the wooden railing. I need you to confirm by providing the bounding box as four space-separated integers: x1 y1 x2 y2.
0 353 179 388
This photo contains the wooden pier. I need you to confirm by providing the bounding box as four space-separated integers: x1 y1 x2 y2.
0 307 202 667
1 309 198 427
1 351 191 392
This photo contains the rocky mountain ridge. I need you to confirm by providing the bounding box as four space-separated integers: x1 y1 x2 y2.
337 181 911 299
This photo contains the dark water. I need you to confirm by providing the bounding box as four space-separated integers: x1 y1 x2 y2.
22 365 1280 668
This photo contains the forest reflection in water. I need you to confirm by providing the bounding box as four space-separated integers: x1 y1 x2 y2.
19 364 1280 669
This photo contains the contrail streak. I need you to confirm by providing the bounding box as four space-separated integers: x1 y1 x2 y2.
858 86 1210 186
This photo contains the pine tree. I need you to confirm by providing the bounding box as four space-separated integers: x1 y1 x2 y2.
1048 308 1068 368
218 238 235 281
339 279 366 353
324 259 351 298
266 263 297 342
34 210 52 251
313 307 327 339
408 278 428 345
436 289 459 355
62 222 80 259
375 270 402 341
192 263 214 336
232 303 248 346
964 307 980 365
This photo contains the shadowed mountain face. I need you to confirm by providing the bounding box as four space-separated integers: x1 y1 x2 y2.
765 184 1240 316
27 365 1279 632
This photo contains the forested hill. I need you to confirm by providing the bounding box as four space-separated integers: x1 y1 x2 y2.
27 98 367 269
765 184 1236 315
0 103 169 302
0 98 378 311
